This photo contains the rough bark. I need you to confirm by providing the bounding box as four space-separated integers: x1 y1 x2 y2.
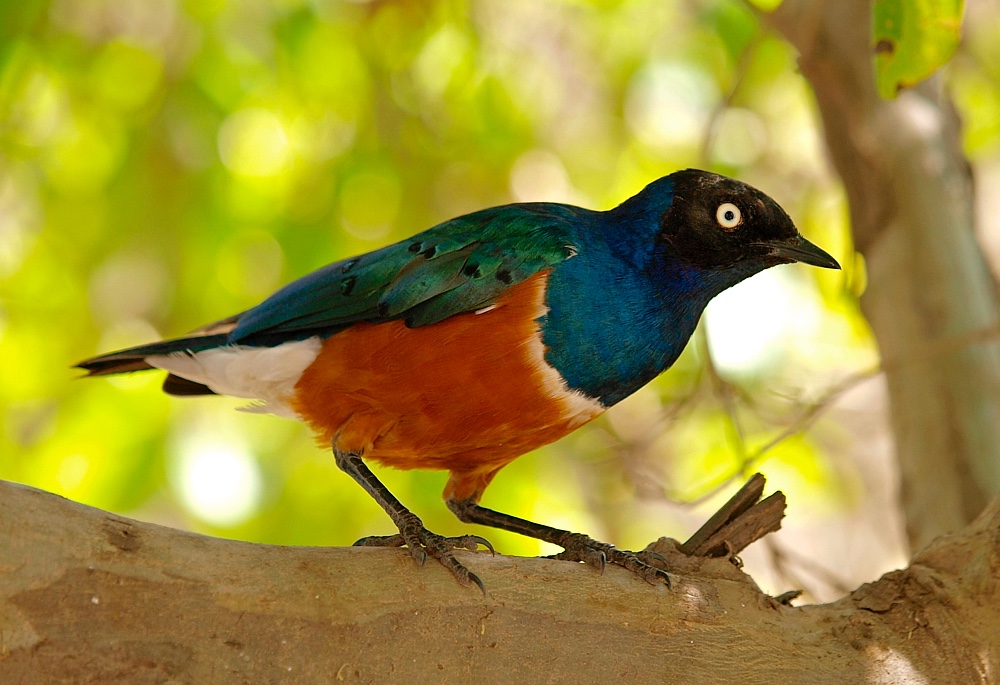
764 0 1000 552
1 479 998 684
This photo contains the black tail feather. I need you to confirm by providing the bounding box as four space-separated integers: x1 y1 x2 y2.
162 374 216 396
77 358 156 376
75 334 231 377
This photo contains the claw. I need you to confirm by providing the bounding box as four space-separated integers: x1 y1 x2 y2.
353 534 404 548
469 571 487 597
471 535 495 555
411 546 428 566
644 551 669 566
597 550 607 575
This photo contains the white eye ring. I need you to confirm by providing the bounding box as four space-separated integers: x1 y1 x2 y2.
716 203 742 230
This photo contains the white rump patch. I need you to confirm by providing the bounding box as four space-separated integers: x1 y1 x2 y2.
146 337 323 418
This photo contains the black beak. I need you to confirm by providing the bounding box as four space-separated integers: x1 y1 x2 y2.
758 234 840 270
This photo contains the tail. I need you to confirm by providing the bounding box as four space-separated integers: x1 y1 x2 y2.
76 334 231 396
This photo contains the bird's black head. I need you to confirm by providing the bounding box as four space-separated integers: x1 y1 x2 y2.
655 169 840 272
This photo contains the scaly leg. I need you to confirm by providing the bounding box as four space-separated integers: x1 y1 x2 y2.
447 496 670 587
333 447 493 593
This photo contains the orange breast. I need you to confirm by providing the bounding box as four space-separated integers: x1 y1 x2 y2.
291 271 604 500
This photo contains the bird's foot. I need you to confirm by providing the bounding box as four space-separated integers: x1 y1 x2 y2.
354 516 494 594
547 533 671 587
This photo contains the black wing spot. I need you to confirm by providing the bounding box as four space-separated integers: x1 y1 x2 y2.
340 276 357 296
408 242 422 253
341 258 359 273
420 246 437 259
496 268 512 284
463 263 481 278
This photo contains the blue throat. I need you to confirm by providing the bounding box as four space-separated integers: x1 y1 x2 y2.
539 179 765 406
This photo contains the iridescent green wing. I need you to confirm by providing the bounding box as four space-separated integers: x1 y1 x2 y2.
228 203 583 343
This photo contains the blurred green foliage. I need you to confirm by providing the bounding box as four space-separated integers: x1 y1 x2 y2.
1 0 999 567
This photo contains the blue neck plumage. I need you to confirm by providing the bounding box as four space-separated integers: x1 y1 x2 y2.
539 180 764 407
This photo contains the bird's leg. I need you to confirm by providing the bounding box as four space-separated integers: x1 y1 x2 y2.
447 497 670 587
333 447 492 592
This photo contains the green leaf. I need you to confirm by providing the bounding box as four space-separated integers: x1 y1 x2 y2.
873 0 964 99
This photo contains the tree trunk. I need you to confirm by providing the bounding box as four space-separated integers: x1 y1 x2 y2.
1 479 998 683
766 0 1000 551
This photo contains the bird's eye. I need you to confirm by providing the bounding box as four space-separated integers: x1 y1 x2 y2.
716 203 742 230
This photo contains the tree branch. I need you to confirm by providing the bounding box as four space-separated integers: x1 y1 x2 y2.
677 472 785 556
1 479 997 683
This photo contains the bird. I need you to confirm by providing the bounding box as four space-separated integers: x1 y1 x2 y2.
78 169 840 592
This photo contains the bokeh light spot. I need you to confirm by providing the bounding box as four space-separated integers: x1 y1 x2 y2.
218 108 290 177
0 169 41 278
174 436 263 527
414 24 470 98
510 150 575 203
705 268 821 376
90 40 163 111
56 453 91 492
626 61 719 150
45 116 125 195
710 107 767 166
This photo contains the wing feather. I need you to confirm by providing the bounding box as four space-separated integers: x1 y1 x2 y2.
227 203 585 344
